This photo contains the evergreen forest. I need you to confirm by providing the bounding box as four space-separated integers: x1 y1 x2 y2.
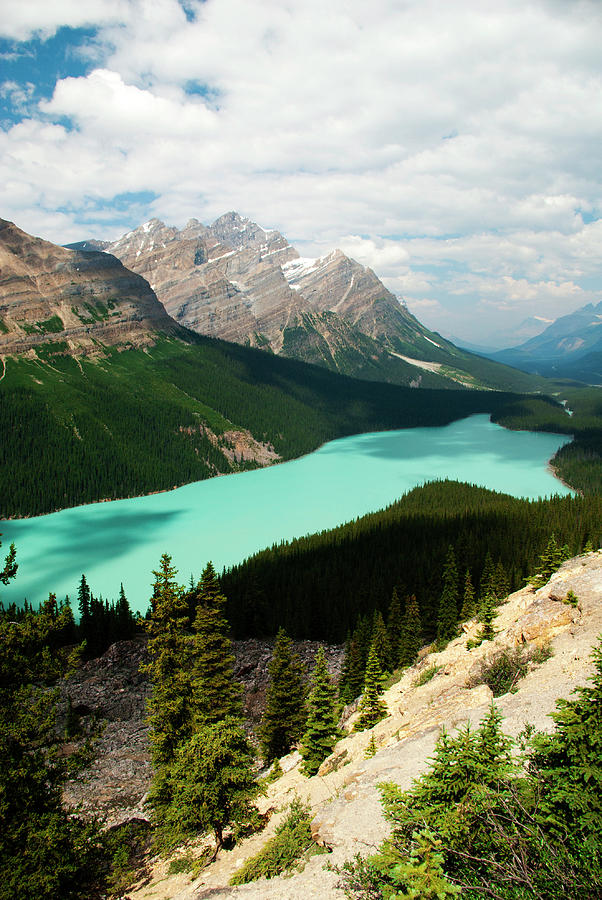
1 333 596 517
221 480 602 641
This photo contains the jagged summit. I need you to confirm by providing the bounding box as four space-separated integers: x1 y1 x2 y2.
100 212 474 387
0 217 183 357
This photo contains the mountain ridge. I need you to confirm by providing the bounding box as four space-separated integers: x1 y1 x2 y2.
0 217 184 357
83 212 544 393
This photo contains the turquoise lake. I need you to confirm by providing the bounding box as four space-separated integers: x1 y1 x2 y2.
0 414 572 614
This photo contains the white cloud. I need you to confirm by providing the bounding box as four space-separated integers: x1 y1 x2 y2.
1 0 602 342
0 0 134 41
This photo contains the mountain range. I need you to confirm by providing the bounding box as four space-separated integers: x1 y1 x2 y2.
69 212 541 393
490 301 602 383
3 215 548 518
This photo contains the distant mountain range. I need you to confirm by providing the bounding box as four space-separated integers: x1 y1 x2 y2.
490 301 602 383
68 212 542 393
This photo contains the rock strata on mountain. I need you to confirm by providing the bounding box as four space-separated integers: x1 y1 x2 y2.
101 212 541 391
0 218 182 357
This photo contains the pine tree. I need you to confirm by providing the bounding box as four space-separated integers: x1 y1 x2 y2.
338 630 352 700
399 594 422 668
493 560 510 599
477 592 497 643
371 609 393 674
529 534 567 587
77 574 91 649
189 561 242 728
460 569 477 620
354 614 373 671
260 628 306 763
437 546 459 647
387 588 404 668
143 554 192 819
354 642 388 731
300 647 340 775
530 635 602 843
479 551 495 601
115 582 136 641
166 717 264 855
339 635 364 703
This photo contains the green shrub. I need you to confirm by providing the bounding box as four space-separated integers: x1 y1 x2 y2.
413 664 441 687
229 799 323 885
468 647 529 696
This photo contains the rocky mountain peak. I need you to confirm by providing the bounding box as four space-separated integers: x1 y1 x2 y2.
0 218 183 357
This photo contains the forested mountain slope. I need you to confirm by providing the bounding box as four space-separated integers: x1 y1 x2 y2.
1 337 548 518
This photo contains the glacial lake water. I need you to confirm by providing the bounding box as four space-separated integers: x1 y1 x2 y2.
0 414 572 615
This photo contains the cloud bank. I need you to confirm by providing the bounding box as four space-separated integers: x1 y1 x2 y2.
1 0 601 343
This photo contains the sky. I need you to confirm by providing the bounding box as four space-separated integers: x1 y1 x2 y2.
1 0 601 347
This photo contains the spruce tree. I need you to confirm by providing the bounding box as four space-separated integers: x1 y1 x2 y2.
530 534 569 587
436 546 459 647
493 560 510 599
399 594 422 667
339 634 364 703
300 647 340 775
338 630 352 700
460 569 477 620
530 636 602 844
115 582 136 641
77 574 91 649
143 554 192 818
166 717 263 855
371 609 393 674
354 642 388 731
259 628 306 763
387 588 404 668
189 561 242 728
479 551 495 601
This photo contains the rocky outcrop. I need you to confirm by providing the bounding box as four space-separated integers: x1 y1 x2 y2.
60 637 343 828
127 551 602 900
0 218 184 357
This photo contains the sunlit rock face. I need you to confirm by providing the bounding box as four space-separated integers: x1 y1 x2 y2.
0 218 182 357
104 211 427 367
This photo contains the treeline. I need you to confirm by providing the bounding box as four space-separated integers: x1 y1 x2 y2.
221 481 602 642
0 574 138 659
0 335 571 517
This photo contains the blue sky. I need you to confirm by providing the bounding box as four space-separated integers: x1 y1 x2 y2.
1 0 601 346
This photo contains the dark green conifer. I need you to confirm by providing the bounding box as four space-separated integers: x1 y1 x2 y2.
354 614 373 671
479 551 495 601
530 636 602 844
493 560 510 599
354 642 387 731
115 582 136 640
460 569 477 620
529 534 567 587
371 609 393 674
77 574 91 647
259 627 306 762
386 588 404 668
166 717 263 855
436 546 459 646
300 647 340 775
339 634 364 703
399 594 422 667
143 554 191 790
477 592 497 642
338 630 352 699
189 561 242 727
